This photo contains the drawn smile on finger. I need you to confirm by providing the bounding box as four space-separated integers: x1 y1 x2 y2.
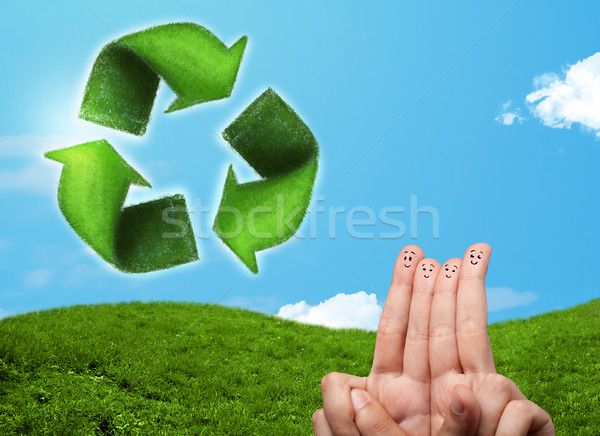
469 249 483 265
403 250 416 268
444 264 458 278
421 263 435 278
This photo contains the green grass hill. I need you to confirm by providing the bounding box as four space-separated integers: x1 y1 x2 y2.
1 299 599 435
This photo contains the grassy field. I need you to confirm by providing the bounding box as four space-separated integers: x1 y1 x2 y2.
0 299 598 435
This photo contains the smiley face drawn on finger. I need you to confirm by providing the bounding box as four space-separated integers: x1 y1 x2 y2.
421 263 435 278
444 264 458 278
469 249 484 265
403 250 416 268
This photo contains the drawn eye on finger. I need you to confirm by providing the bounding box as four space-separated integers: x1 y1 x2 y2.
469 249 484 265
444 264 458 278
403 250 416 268
421 263 435 279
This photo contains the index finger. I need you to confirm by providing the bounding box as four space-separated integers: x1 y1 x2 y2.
320 372 367 436
371 245 424 375
402 258 439 383
495 400 555 436
456 243 495 374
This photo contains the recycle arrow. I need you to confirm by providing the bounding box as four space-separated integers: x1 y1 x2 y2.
48 22 318 274
45 140 198 273
213 88 319 273
79 22 247 136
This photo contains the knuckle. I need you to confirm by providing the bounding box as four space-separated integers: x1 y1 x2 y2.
406 327 429 343
377 326 403 338
429 322 455 338
377 314 406 337
312 409 323 426
457 317 487 334
321 372 340 390
489 374 512 395
433 285 457 295
412 286 433 296
506 399 530 415
480 373 518 404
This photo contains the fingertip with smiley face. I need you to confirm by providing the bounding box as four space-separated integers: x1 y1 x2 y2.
441 258 462 280
462 243 492 278
397 245 424 269
417 258 441 281
392 245 425 284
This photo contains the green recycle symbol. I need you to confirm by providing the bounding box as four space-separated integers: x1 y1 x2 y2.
45 23 319 274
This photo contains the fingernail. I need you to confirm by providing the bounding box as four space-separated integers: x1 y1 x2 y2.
451 390 465 416
351 389 370 413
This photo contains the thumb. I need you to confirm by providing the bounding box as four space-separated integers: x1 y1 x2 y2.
351 389 407 436
437 384 481 436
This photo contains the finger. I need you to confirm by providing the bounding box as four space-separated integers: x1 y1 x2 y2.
429 258 462 377
495 400 555 436
372 245 424 375
436 384 480 436
403 258 440 383
457 243 495 374
313 409 334 436
321 372 367 436
351 389 408 436
475 373 526 435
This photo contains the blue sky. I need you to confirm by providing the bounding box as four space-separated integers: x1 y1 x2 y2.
1 1 599 327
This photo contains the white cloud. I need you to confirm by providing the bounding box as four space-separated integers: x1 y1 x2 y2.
496 112 525 126
525 52 600 136
495 100 526 126
487 287 537 312
277 291 382 331
533 73 561 89
23 268 53 289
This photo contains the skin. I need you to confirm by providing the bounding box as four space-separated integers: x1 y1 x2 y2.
443 263 458 279
421 263 435 279
403 250 417 268
313 243 555 436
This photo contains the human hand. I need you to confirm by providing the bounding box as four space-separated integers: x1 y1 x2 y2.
312 243 555 436
428 243 554 435
313 244 477 435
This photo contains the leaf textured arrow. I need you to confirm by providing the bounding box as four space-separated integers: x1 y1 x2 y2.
45 140 198 273
79 23 247 136
213 88 319 273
